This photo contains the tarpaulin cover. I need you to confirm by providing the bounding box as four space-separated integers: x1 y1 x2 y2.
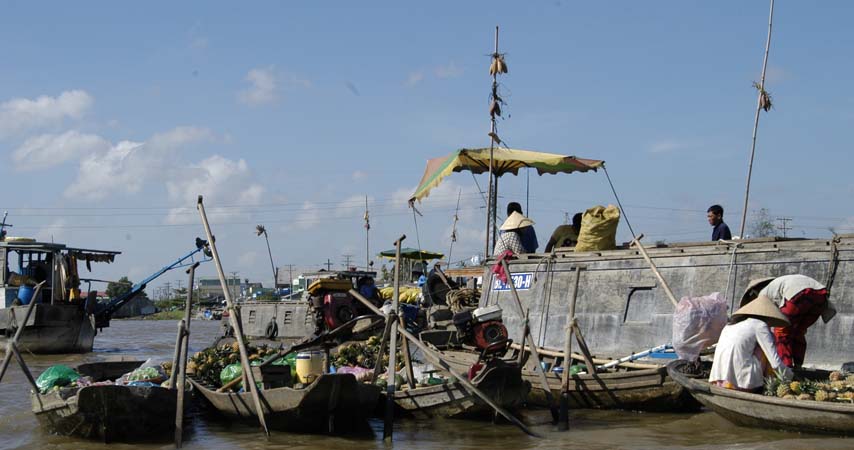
409 148 604 204
378 248 444 261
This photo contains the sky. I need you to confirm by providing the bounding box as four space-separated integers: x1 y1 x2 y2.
1 1 853 294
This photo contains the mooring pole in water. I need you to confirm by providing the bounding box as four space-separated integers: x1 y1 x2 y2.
559 265 584 431
351 289 541 438
499 259 559 423
384 234 405 441
197 196 270 436
0 282 46 387
174 262 198 448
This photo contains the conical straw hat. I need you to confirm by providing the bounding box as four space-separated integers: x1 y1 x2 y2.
500 212 535 231
733 295 790 328
739 277 776 307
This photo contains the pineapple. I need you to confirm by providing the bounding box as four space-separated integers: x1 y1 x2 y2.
783 394 796 400
845 374 854 385
815 390 829 402
797 393 813 401
830 371 843 382
776 383 791 398
829 392 838 401
789 381 802 395
831 380 846 391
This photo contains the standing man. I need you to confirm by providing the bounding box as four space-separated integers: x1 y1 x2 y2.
707 204 732 241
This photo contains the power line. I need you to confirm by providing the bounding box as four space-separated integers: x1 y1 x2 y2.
776 217 792 238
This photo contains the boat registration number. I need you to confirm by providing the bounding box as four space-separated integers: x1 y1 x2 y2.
493 273 533 291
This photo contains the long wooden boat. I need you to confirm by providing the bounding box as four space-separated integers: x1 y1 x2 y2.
443 348 699 412
31 360 178 443
667 359 854 435
189 373 380 433
386 359 529 419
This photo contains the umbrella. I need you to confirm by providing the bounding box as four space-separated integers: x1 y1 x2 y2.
378 248 444 261
408 147 604 204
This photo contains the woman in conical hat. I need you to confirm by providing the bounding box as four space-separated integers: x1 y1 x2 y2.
492 212 535 256
708 295 792 392
741 275 835 368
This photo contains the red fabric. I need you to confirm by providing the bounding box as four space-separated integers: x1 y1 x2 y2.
491 250 515 284
774 288 828 367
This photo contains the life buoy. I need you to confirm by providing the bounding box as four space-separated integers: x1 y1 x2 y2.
265 320 278 339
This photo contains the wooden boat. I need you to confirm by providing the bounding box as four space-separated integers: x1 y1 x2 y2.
667 359 854 435
386 358 530 419
190 373 381 433
31 360 178 443
443 348 699 412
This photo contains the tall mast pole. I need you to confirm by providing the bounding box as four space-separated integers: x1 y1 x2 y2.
364 195 371 270
486 26 500 257
739 0 775 238
448 189 461 266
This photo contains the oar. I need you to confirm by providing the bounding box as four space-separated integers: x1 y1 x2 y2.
351 289 541 438
197 196 269 436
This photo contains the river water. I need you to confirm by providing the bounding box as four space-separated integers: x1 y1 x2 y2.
0 320 850 450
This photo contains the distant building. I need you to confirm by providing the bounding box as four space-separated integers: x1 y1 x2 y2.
197 277 263 299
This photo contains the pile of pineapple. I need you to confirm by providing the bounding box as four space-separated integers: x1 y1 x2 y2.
187 342 280 388
765 370 854 403
332 335 403 371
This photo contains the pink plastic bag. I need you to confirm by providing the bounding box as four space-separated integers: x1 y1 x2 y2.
672 292 728 361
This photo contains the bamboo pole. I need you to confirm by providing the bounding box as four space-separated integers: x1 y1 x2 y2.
629 234 679 308
0 282 46 384
485 26 500 257
350 289 540 438
558 265 582 431
384 235 405 441
197 196 269 436
509 343 660 370
739 0 776 238
174 262 197 448
499 259 559 422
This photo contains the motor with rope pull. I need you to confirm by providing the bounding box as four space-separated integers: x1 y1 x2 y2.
452 304 509 355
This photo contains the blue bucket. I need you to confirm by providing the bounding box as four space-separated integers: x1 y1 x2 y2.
17 286 35 305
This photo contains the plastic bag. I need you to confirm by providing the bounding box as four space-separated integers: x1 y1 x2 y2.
575 205 620 252
336 366 373 382
36 365 80 393
127 366 165 383
672 292 729 361
220 363 243 387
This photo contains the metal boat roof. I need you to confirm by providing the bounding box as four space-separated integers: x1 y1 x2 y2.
0 240 120 255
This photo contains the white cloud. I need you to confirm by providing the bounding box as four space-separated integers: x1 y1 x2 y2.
238 67 278 106
292 201 321 230
34 219 69 243
405 71 424 87
13 130 110 169
352 170 368 182
435 62 463 79
164 154 265 224
334 195 373 219
0 90 93 139
238 251 259 267
64 126 214 201
649 139 690 154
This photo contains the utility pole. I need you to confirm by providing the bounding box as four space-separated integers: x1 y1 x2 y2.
176 280 183 292
229 271 239 300
342 254 354 270
163 282 172 300
364 196 371 271
776 217 792 238
564 212 570 225
325 259 333 271
280 264 295 292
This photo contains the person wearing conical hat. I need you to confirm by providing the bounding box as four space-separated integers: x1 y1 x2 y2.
708 295 793 392
741 275 836 368
493 211 535 256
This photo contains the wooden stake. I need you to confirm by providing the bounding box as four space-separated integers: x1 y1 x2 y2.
384 234 405 441
174 262 198 448
558 265 583 431
630 234 679 308
351 289 541 438
197 196 269 436
499 259 559 422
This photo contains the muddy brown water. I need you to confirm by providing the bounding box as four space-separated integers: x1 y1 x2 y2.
0 320 850 449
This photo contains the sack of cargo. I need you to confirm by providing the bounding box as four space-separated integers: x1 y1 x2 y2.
575 205 620 252
36 365 80 393
672 292 728 361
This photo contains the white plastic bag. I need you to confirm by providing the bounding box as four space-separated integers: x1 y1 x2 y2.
672 292 728 361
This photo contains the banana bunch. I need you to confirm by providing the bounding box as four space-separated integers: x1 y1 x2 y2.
378 286 421 304
489 53 508 76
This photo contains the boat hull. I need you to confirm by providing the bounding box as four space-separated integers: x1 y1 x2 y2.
30 361 177 442
668 359 854 435
190 373 379 433
0 304 95 354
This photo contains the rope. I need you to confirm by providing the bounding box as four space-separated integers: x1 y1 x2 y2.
719 240 742 307
411 207 425 275
825 235 841 295
602 165 637 239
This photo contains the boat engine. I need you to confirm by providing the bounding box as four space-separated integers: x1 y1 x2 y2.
322 292 356 330
453 305 508 354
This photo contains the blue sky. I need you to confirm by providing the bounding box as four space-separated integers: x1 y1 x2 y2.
1 1 852 292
